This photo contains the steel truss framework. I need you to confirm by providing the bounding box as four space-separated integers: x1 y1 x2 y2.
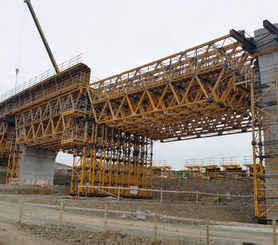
0 122 13 159
89 34 254 141
0 61 153 196
15 89 90 149
0 122 16 183
0 34 260 199
251 64 278 222
1 63 92 181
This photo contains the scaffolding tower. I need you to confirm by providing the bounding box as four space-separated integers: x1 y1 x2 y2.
251 63 278 222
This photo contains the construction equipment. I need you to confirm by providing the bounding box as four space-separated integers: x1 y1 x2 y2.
24 0 60 74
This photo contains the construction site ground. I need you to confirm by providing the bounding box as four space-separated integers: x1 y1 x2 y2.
0 167 271 244
0 194 273 245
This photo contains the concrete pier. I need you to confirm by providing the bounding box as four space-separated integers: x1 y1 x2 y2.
18 145 57 186
254 24 278 221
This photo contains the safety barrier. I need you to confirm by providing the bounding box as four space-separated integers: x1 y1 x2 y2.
77 185 253 205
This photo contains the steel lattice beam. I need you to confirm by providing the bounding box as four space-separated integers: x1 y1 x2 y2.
89 34 254 141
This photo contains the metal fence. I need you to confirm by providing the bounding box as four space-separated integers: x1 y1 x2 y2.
77 185 253 205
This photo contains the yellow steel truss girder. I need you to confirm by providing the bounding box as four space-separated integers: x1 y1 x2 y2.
90 78 251 140
105 111 252 141
89 35 253 141
89 36 251 102
15 88 91 148
92 77 248 120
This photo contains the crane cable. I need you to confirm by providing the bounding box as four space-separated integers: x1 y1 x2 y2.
15 3 27 89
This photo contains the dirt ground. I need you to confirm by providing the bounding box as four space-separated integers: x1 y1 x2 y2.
153 178 253 196
0 222 167 245
0 192 272 245
0 167 259 244
0 172 255 224
0 174 254 223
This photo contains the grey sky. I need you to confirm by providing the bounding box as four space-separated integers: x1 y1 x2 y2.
1 0 277 169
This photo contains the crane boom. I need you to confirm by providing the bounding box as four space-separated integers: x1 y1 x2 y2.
24 0 60 74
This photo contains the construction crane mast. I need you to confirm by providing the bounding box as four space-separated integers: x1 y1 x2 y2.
24 0 60 74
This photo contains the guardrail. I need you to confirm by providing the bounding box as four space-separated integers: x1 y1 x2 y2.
77 185 253 205
0 54 82 103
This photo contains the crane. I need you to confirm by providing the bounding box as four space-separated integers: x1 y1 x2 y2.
24 0 60 74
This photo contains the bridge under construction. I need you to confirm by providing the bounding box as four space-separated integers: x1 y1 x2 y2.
0 6 277 223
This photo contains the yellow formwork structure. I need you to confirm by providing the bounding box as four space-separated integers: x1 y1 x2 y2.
0 122 14 169
1 61 92 181
88 34 253 141
70 34 254 197
185 165 205 179
0 34 256 199
70 125 153 197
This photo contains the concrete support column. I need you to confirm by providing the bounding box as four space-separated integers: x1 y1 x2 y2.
254 24 278 221
18 145 57 186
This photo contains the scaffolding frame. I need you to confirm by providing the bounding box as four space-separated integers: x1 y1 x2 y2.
70 124 153 197
251 64 278 222
0 34 259 199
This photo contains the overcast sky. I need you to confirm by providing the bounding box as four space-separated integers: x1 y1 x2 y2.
1 0 277 169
